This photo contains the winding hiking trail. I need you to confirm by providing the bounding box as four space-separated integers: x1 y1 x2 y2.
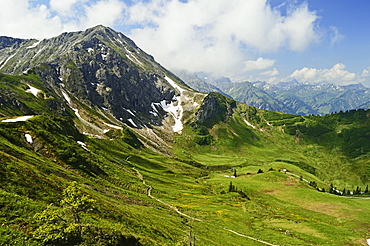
146 186 202 222
221 227 279 246
131 164 279 246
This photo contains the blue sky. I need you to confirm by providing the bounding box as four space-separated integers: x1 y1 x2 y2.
1 0 370 86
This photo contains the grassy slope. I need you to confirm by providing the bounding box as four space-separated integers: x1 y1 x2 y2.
172 102 370 245
0 74 369 245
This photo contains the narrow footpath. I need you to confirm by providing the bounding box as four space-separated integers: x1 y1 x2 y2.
131 165 279 246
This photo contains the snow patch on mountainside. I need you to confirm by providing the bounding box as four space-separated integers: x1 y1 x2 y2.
0 53 16 70
77 141 89 151
26 84 41 97
26 40 42 49
62 91 71 104
165 76 184 93
244 119 256 129
123 46 143 65
124 108 135 116
25 133 33 144
159 97 183 133
104 122 122 129
127 118 138 127
2 115 34 122
62 91 83 118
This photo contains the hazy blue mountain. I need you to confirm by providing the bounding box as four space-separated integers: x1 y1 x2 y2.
181 72 370 115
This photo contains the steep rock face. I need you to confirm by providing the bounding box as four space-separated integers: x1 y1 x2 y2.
194 93 236 127
0 26 198 131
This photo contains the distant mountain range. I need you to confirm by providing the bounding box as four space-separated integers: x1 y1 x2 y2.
176 71 370 115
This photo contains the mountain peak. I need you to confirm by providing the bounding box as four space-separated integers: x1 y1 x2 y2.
0 25 199 140
275 79 301 90
83 25 116 37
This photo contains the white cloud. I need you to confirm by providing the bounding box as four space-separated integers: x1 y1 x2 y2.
260 68 279 77
290 63 359 85
0 0 126 39
81 0 126 28
329 26 345 45
50 0 85 16
128 0 319 76
244 57 275 72
281 3 319 51
0 0 63 38
361 67 370 87
362 68 370 77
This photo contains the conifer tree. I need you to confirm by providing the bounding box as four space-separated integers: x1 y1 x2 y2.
347 189 351 196
355 186 361 195
229 181 234 192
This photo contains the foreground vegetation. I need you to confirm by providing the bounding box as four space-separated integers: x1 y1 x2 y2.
0 74 369 245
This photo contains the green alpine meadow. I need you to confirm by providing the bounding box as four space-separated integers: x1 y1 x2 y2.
0 26 369 246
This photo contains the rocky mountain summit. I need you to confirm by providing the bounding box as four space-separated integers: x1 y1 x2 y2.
0 25 205 148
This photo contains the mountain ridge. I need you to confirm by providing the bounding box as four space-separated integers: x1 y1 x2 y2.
175 71 370 115
0 25 204 150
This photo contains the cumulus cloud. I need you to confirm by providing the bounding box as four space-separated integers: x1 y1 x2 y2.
49 0 85 16
81 0 126 28
290 63 359 85
260 68 280 77
128 0 319 76
0 0 126 38
244 57 275 72
360 68 370 87
0 0 63 38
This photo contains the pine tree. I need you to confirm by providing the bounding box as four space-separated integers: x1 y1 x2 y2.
355 186 361 195
229 181 234 192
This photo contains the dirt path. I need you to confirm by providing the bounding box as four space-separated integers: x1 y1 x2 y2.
222 227 279 246
147 186 202 221
132 165 279 245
